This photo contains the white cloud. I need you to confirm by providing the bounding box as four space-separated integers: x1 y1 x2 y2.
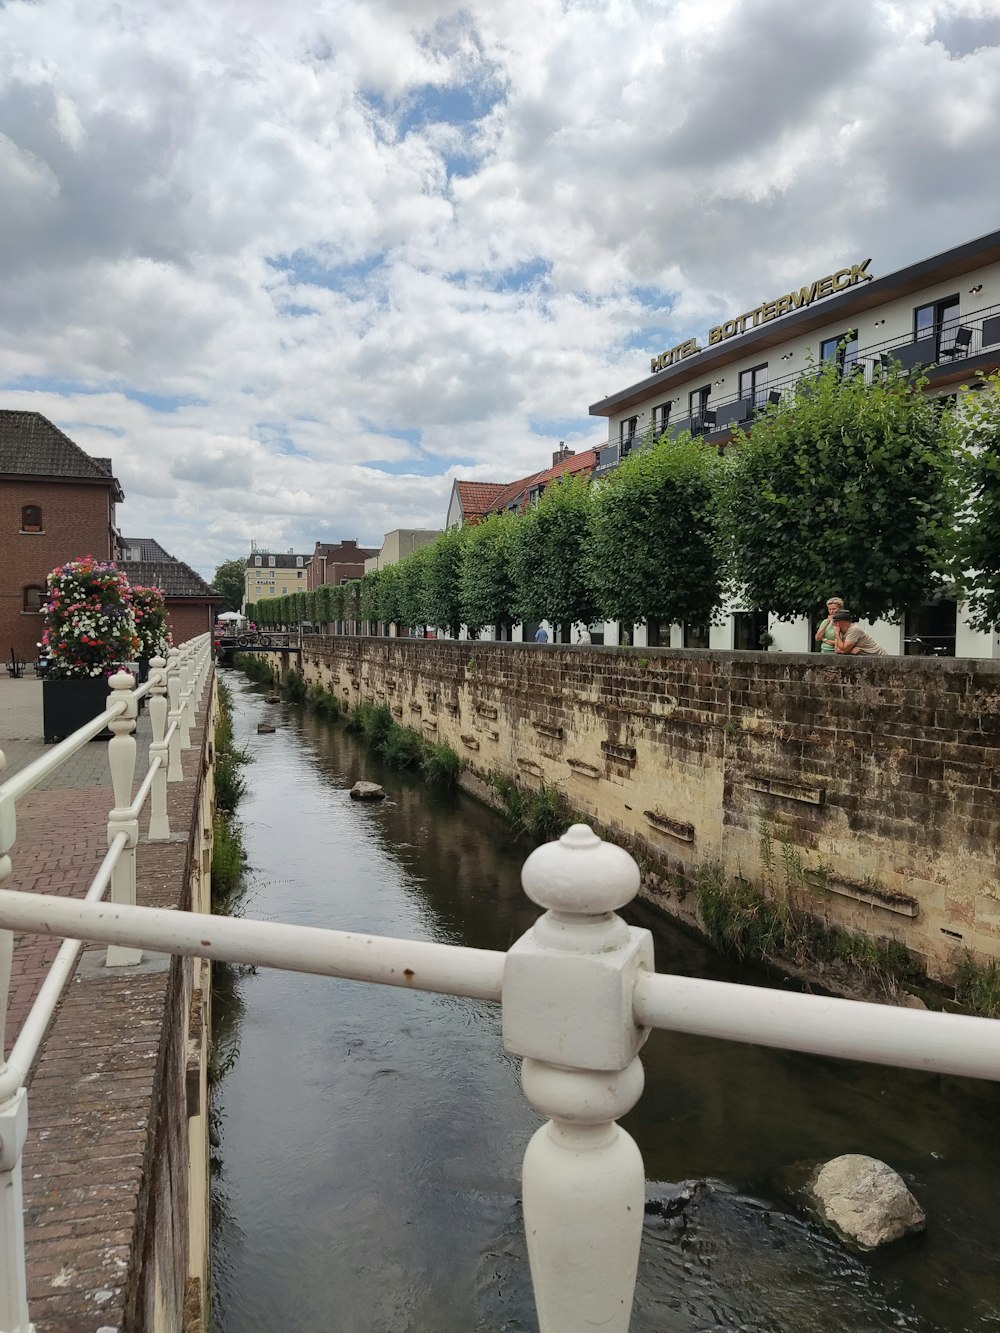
1 0 999 578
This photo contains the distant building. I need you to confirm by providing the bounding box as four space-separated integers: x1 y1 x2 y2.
446 444 599 529
364 530 441 573
120 537 223 643
244 550 311 607
306 539 378 590
0 410 124 661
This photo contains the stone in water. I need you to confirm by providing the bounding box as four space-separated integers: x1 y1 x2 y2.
257 722 276 734
350 781 385 801
808 1153 925 1250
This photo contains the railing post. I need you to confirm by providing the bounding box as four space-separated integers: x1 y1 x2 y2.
0 756 31 1333
502 825 653 1333
147 657 170 840
166 649 183 782
105 672 141 968
178 648 193 752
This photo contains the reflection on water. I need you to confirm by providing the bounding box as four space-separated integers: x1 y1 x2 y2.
212 674 1000 1332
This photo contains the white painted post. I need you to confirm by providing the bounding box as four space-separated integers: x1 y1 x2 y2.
147 657 170 840
0 757 32 1333
178 648 193 751
105 672 142 968
166 649 184 782
502 825 653 1333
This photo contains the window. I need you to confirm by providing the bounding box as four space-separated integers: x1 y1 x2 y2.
268 556 275 567
297 570 304 578
296 556 303 567
689 385 710 420
254 556 262 567
914 295 960 356
819 331 858 373
20 505 42 533
619 416 639 458
733 610 769 651
904 600 956 657
652 402 671 436
683 623 710 649
22 585 45 613
738 363 769 409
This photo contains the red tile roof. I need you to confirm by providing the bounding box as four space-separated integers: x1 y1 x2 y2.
453 449 600 524
455 481 506 519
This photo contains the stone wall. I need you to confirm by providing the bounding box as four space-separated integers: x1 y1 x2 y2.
294 637 1000 982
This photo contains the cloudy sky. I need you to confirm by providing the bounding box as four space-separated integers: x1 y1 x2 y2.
2 0 1000 579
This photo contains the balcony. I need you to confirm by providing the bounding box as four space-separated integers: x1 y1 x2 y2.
599 300 1000 466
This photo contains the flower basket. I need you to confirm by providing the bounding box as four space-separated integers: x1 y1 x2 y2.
40 558 140 742
129 584 170 688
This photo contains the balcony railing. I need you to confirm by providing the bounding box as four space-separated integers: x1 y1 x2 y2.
596 299 1000 472
0 739 997 1327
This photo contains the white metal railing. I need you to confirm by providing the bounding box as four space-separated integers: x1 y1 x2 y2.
0 807 997 1330
0 632 214 1333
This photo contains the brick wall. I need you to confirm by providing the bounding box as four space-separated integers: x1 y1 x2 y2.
296 638 1000 981
0 478 114 660
168 600 215 644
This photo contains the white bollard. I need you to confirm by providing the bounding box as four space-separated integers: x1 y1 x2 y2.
166 649 184 782
503 824 653 1333
178 648 193 752
105 672 141 968
147 657 170 840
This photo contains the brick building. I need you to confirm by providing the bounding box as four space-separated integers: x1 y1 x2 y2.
446 445 599 528
120 538 222 643
0 410 123 662
306 539 378 590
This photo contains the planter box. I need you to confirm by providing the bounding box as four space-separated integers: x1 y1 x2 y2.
42 676 114 744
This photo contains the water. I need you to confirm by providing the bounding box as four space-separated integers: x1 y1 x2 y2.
212 674 1000 1332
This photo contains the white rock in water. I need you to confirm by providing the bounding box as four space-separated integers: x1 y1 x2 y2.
809 1154 925 1249
350 781 385 801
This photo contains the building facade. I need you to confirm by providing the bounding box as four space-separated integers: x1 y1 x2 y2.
363 530 442 573
244 550 311 608
447 445 599 529
588 229 1000 659
306 539 378 590
0 411 124 661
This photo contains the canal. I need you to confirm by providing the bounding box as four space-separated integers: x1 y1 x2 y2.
212 672 1000 1331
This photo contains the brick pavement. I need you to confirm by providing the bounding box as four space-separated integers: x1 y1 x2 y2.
0 671 212 1332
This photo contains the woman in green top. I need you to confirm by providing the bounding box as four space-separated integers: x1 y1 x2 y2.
815 597 844 653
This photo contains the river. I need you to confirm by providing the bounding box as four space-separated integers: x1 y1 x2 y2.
211 671 1000 1332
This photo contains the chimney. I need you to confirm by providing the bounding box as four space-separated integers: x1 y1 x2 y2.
552 441 575 467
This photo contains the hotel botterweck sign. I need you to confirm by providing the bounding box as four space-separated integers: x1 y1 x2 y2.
649 260 874 375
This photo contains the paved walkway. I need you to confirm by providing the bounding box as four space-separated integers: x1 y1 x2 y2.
0 676 156 1051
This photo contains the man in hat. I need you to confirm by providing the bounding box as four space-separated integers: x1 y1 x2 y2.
832 610 887 656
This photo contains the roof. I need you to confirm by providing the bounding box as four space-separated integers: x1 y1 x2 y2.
310 540 379 560
246 552 310 569
122 537 173 562
454 449 600 521
124 560 222 601
590 225 1000 417
454 481 506 521
0 411 124 498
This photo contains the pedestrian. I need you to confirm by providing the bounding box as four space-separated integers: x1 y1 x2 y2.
534 625 549 644
832 610 887 656
577 623 592 645
814 597 844 654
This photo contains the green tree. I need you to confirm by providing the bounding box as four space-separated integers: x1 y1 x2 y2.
590 435 722 628
954 376 1000 630
377 562 406 630
511 474 598 629
716 361 958 620
212 558 246 613
361 570 383 625
460 511 520 634
398 547 432 631
423 528 466 636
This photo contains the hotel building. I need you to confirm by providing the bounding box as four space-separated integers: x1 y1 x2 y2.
588 228 1000 659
